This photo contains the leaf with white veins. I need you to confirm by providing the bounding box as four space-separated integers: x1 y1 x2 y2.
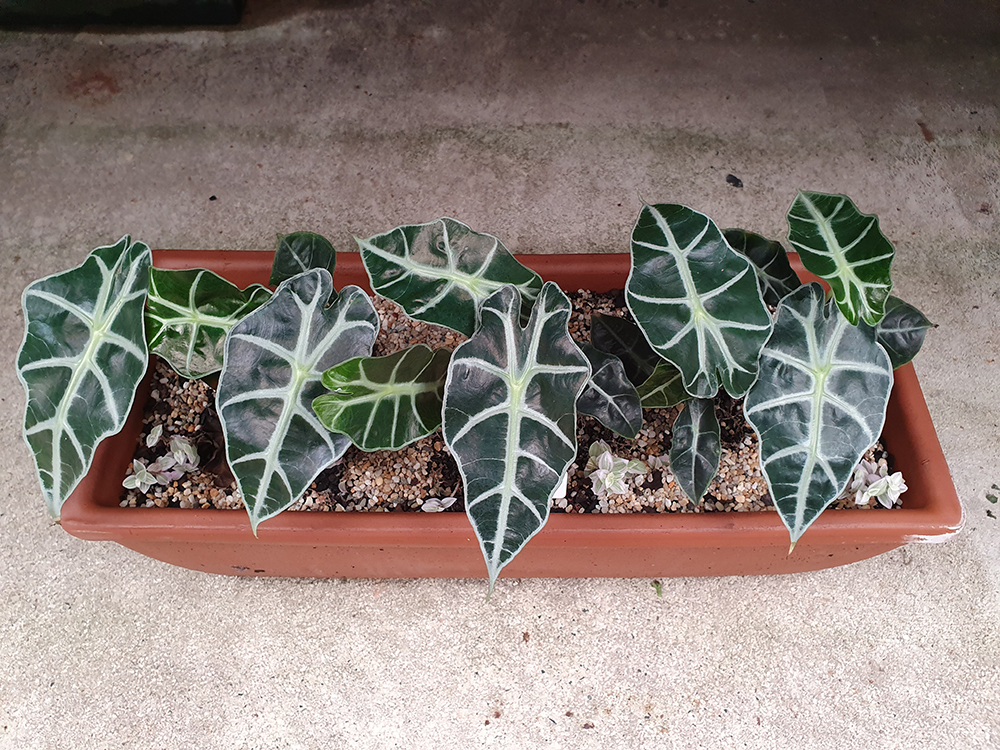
17 236 151 517
626 203 772 399
743 283 893 544
443 282 591 594
145 267 272 379
577 343 643 438
313 344 450 451
357 218 542 336
668 397 721 504
724 228 802 307
635 360 689 409
786 191 894 326
876 296 933 369
270 231 337 286
217 270 379 533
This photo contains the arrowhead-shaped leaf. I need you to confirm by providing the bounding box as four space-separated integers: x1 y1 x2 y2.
17 236 151 517
743 283 893 544
626 204 772 399
668 397 721 504
443 282 591 593
590 312 661 386
217 270 379 532
786 191 894 326
270 231 337 286
313 344 450 451
876 296 933 369
357 218 543 336
577 343 643 438
145 267 272 379
724 228 802 307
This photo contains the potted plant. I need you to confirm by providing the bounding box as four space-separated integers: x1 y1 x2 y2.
17 192 963 593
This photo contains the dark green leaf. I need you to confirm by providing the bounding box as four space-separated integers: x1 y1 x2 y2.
724 228 802 306
589 312 660 386
668 397 721 504
270 232 337 286
876 296 933 369
577 343 643 438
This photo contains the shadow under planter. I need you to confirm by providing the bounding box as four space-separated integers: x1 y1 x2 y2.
58 250 964 579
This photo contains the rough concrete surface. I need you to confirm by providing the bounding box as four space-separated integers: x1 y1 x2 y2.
2 1 999 747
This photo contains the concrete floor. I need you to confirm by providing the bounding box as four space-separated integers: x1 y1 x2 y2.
2 1 999 747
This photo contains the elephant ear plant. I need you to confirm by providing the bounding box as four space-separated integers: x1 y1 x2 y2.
17 192 933 592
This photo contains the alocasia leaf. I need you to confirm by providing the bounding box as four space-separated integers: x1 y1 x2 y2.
724 228 802 306
635 360 689 409
668 397 721 504
443 282 591 594
577 343 643 439
743 283 893 545
17 236 151 517
357 218 543 336
590 312 661 387
876 296 933 369
786 191 894 326
626 203 772 399
270 231 337 286
217 270 379 533
145 267 272 379
313 344 450 451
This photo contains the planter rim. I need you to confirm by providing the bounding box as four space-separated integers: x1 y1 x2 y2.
57 251 964 551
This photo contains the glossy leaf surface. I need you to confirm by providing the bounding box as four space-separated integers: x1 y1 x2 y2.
876 296 933 369
724 228 802 306
443 283 590 593
577 343 642 438
589 312 660 387
635 360 689 409
744 283 893 544
786 191 894 326
270 231 337 286
668 397 721 504
313 344 450 451
217 271 379 532
358 218 542 336
17 236 151 517
627 203 772 399
146 267 272 379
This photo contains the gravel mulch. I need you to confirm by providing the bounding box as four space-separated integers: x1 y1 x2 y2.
120 291 899 515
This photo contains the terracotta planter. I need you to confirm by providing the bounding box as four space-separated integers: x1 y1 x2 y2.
57 250 964 579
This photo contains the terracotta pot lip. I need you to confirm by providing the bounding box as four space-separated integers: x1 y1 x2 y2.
58 249 964 548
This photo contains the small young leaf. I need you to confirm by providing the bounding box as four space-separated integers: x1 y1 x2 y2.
724 228 802 306
577 343 643 439
590 313 661 386
876 296 933 369
443 282 591 595
313 344 451 451
357 218 542 336
17 236 151 518
217 270 379 533
146 267 272 379
270 232 337 286
787 191 895 326
668 397 721 504
627 203 773 398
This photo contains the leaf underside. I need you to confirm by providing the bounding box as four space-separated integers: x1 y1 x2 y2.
787 191 894 326
668 397 721 504
443 282 591 594
17 236 151 517
357 217 543 336
627 203 772 399
313 344 451 451
577 343 643 438
270 231 337 287
217 270 379 533
743 283 893 544
724 228 802 307
876 296 933 369
145 267 272 379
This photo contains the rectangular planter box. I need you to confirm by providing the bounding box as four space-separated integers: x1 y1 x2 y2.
58 250 964 579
